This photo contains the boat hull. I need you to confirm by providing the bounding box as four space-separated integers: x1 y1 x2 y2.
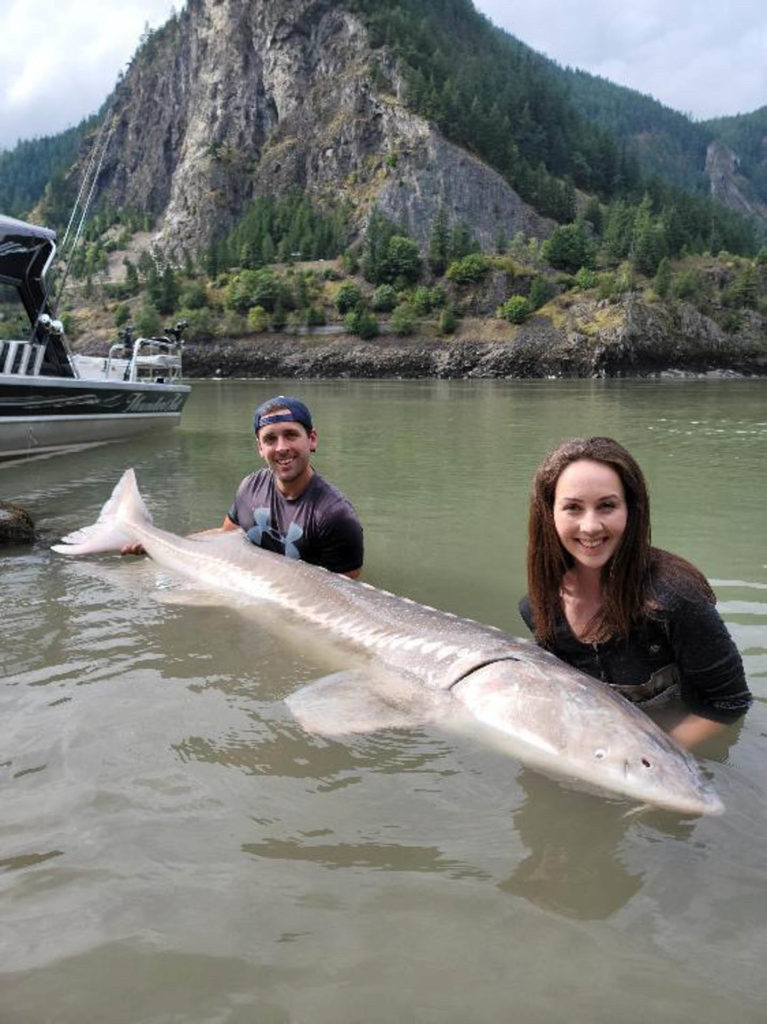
0 375 190 458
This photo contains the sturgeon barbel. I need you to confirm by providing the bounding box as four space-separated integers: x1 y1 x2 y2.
53 469 724 815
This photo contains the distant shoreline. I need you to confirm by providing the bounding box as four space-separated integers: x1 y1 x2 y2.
179 330 767 380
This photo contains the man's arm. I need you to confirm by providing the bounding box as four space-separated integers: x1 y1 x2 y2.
188 516 240 539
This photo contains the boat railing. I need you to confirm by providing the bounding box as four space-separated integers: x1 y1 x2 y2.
103 322 187 384
0 338 47 376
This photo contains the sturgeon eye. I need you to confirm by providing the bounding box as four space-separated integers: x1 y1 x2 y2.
594 748 607 760
641 758 653 769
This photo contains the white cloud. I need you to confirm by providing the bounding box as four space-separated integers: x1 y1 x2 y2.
474 0 767 119
1 0 765 153
1 0 174 150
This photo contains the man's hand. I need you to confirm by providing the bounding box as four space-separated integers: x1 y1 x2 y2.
121 543 146 556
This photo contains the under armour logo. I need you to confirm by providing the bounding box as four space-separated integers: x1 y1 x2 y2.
246 508 304 559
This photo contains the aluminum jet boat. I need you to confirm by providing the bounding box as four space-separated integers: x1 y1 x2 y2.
0 214 190 460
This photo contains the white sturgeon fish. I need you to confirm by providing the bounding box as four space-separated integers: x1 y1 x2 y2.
52 469 724 816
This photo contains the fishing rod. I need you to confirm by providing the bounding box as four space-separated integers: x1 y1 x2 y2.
50 111 116 318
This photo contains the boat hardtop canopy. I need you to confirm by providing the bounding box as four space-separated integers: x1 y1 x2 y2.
0 214 57 324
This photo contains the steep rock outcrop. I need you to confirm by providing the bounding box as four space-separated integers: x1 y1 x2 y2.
92 0 549 256
705 140 767 226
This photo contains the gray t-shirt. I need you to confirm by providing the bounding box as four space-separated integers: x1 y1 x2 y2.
227 469 363 574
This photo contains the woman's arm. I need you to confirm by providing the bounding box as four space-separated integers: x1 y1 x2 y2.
667 713 726 750
664 584 751 740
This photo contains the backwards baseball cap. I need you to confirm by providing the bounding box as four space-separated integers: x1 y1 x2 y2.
253 395 313 435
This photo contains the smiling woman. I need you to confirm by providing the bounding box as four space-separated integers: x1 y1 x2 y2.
520 435 753 750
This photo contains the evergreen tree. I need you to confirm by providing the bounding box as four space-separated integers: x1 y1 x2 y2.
428 205 451 275
157 265 180 315
362 209 396 283
542 223 595 273
631 194 666 276
653 256 672 298
382 235 422 285
123 258 140 296
603 200 633 260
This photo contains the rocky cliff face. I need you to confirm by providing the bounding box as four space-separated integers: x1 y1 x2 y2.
93 0 549 257
705 140 767 226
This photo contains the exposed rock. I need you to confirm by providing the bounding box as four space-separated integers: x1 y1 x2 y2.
179 294 767 380
87 0 550 256
705 140 767 226
0 502 35 545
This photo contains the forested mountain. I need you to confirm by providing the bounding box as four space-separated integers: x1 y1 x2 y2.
703 107 767 204
1 0 764 254
0 121 93 218
2 0 763 376
554 68 711 192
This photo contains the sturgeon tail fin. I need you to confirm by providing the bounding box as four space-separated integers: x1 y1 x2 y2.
52 469 152 555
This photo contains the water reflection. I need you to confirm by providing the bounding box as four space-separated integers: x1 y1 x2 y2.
242 835 486 879
500 771 645 919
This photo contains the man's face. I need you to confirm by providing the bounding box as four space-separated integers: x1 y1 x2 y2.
256 410 317 492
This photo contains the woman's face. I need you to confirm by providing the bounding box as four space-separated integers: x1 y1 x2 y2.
552 459 628 573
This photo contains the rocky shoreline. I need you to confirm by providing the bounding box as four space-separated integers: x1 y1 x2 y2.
74 296 767 380
180 304 767 380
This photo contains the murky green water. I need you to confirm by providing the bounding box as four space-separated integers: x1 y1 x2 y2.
2 378 766 1023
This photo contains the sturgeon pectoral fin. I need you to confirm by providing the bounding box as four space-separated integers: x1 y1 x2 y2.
286 670 451 736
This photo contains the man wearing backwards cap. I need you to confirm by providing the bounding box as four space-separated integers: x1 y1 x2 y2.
220 395 363 577
124 395 363 577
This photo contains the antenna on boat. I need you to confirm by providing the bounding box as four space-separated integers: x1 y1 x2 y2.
49 111 116 318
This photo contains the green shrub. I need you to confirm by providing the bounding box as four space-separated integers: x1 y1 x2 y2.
344 306 379 339
446 252 490 284
498 295 532 324
247 306 269 332
411 286 434 316
391 302 417 335
596 273 616 300
180 281 209 309
342 250 359 274
134 302 161 337
114 303 131 328
271 301 287 331
178 307 217 342
335 282 362 314
671 269 702 301
305 305 326 327
542 223 596 273
529 276 557 309
371 284 397 312
438 306 456 334
574 266 598 290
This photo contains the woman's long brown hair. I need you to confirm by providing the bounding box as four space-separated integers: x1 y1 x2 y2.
526 436 713 645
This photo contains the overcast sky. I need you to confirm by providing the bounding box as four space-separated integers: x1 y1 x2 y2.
2 0 766 153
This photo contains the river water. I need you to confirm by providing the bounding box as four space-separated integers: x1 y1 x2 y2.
2 378 766 1023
